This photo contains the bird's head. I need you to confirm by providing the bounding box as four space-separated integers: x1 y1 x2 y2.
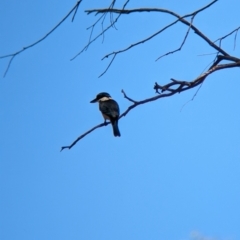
90 92 112 103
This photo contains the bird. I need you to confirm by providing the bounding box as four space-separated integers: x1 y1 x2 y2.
90 92 121 137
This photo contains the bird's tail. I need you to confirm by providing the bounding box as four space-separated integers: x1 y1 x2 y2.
112 120 121 137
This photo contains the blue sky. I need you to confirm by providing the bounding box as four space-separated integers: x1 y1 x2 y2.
1 0 240 240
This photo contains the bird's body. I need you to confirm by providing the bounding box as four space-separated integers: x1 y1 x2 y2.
90 92 121 137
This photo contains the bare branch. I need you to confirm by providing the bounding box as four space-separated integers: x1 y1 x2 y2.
85 1 228 58
214 26 240 50
97 18 179 77
156 14 195 61
71 0 130 61
86 0 218 17
214 26 240 43
61 55 240 150
0 0 82 77
85 0 230 76
84 0 117 50
234 30 239 50
61 121 111 151
121 89 138 103
72 1 81 22
180 82 204 112
98 54 116 78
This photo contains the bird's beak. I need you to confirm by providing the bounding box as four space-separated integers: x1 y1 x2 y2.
90 98 98 103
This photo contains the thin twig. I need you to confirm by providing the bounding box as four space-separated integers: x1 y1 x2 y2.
234 30 239 50
72 0 82 22
156 14 195 61
180 82 204 112
214 26 240 51
0 0 82 77
214 26 240 43
71 0 129 61
121 89 138 103
85 0 117 48
100 1 115 43
98 55 116 78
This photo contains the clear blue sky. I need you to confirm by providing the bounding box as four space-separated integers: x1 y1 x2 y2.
1 0 240 240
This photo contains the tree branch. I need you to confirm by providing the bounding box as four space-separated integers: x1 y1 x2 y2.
0 0 82 77
61 55 240 151
85 0 231 77
61 121 111 151
155 14 195 61
214 26 240 50
71 0 129 61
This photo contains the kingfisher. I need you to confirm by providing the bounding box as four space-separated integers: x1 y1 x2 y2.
90 92 121 137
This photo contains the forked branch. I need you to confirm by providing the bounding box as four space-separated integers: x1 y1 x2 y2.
214 26 240 50
61 54 240 151
0 0 82 77
61 0 240 150
85 0 231 77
